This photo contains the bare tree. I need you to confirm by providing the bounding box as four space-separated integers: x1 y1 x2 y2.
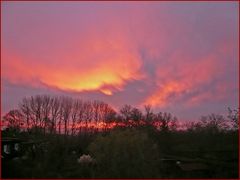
49 96 60 134
144 105 154 125
71 99 80 136
227 107 239 131
19 97 31 132
119 105 132 126
130 108 143 126
61 97 72 136
28 95 45 133
200 113 228 133
41 95 51 134
156 112 178 132
92 100 101 132
2 109 24 132
77 100 84 135
82 101 93 134
102 103 116 131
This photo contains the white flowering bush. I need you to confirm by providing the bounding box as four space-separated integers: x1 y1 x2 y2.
77 154 95 164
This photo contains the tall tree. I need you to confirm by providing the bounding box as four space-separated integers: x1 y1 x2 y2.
19 97 31 132
41 95 51 134
130 108 143 126
61 97 72 136
119 105 132 126
50 96 60 134
144 105 154 125
71 99 80 136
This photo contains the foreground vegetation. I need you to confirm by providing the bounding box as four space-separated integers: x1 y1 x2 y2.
1 95 239 178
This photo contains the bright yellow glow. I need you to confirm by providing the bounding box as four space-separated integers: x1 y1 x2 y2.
2 48 143 94
100 89 113 95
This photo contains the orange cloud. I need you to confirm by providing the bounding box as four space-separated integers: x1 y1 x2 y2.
144 81 187 107
2 35 144 95
142 51 228 107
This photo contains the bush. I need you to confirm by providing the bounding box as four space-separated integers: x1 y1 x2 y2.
88 129 161 178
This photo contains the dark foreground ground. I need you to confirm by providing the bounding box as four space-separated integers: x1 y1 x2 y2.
1 127 239 178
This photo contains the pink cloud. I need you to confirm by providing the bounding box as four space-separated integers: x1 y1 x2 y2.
2 2 238 118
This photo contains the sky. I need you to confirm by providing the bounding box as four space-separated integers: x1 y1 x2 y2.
1 2 239 121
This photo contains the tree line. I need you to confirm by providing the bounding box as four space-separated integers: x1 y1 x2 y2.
2 95 239 136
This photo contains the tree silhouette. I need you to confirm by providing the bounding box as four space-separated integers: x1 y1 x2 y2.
227 107 239 131
2 109 24 132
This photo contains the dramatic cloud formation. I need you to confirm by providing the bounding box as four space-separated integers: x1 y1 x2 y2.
2 39 143 95
143 44 235 107
1 2 238 120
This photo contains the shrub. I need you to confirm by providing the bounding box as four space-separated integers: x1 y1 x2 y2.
88 129 160 178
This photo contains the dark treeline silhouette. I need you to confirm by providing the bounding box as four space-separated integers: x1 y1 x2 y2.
2 95 238 136
1 94 239 178
3 95 116 135
2 95 179 135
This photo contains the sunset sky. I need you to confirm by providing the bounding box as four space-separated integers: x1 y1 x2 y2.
1 2 239 121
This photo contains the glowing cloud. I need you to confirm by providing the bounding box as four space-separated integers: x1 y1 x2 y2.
142 45 236 107
2 35 143 95
144 81 187 107
2 2 238 120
